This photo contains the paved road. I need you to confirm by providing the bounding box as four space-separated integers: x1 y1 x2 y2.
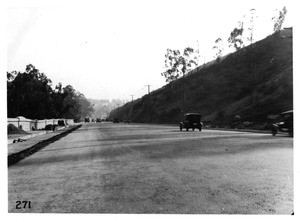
8 123 293 214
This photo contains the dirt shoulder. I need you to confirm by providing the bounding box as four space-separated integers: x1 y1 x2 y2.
8 125 82 166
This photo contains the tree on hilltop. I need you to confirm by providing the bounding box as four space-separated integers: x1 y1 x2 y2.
228 21 244 51
161 47 198 83
212 38 224 62
272 6 287 32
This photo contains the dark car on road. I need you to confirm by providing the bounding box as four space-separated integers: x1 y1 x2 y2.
84 117 90 123
113 117 120 123
271 110 293 137
180 113 203 131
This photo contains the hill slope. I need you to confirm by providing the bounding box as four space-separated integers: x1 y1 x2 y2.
110 30 293 128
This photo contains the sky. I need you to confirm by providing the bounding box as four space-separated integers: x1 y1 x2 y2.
6 0 295 102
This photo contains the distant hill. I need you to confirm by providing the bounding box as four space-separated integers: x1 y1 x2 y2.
110 30 293 129
88 98 125 119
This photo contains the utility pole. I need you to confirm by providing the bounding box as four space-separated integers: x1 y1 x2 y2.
196 40 200 66
130 95 134 102
182 74 186 114
144 84 152 122
144 85 152 94
249 9 256 45
116 103 120 117
130 95 134 122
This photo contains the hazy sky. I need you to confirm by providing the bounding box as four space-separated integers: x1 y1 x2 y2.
6 0 295 101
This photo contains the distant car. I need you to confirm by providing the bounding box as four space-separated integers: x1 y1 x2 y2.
96 118 101 122
113 117 120 123
57 119 65 126
271 110 293 137
84 117 90 123
45 124 55 131
180 113 203 131
124 119 131 124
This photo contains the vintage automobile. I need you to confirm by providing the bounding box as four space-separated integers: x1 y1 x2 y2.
180 113 203 131
271 110 293 137
84 117 90 123
113 117 120 123
124 119 131 123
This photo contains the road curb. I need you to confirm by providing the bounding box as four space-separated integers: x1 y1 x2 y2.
8 124 82 167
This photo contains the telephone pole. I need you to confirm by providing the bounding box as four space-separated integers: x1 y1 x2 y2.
196 40 200 65
130 95 134 102
249 9 256 45
130 95 134 122
144 85 152 95
116 103 120 117
182 74 186 114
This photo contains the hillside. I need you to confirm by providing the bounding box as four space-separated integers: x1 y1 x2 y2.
109 30 293 129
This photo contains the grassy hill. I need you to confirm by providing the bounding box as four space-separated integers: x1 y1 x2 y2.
110 30 293 129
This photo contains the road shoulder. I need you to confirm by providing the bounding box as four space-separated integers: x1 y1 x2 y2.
8 125 82 166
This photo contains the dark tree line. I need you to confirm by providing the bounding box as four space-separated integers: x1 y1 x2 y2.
7 64 94 122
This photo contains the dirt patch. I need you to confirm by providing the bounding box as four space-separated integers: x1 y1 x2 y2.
8 125 82 167
7 124 28 135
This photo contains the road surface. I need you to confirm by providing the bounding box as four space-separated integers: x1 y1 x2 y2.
8 123 293 214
